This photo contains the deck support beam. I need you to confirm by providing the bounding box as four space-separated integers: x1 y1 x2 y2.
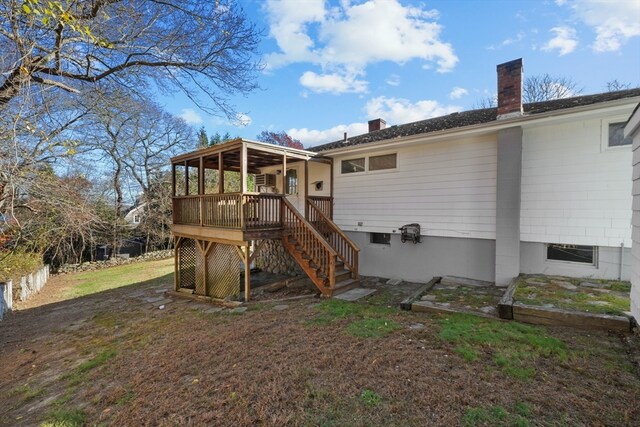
244 242 251 302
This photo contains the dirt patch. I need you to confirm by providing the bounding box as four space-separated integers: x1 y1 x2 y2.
1 267 639 426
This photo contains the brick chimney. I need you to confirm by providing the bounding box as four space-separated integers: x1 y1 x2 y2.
368 118 386 132
496 58 523 118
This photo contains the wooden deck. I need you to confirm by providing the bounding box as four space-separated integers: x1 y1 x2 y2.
170 139 357 300
172 194 333 241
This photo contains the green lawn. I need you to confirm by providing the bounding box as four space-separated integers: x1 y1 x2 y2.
63 258 174 298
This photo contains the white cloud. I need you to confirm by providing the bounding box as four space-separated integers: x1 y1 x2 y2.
385 74 401 86
265 0 458 94
288 122 369 147
232 113 252 127
364 96 461 125
449 87 468 100
179 108 203 125
288 95 462 146
560 0 640 52
300 71 368 94
487 32 525 50
542 26 578 55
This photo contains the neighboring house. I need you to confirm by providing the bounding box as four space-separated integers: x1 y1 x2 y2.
310 59 639 286
624 105 640 321
169 58 639 304
124 203 146 228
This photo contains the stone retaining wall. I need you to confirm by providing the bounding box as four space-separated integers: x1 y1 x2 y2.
254 240 303 276
56 250 173 274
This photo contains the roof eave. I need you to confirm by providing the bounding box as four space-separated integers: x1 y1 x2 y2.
315 96 640 156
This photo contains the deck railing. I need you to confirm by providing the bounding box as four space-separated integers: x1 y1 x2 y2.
173 195 201 225
307 196 332 219
306 198 359 278
282 198 336 289
173 194 283 230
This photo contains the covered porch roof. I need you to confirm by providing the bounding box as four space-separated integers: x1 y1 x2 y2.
170 138 329 174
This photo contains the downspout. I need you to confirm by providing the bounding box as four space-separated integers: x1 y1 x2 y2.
619 242 624 280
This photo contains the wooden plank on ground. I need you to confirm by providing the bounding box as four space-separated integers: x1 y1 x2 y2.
497 277 519 320
410 301 498 320
399 277 441 310
513 303 631 332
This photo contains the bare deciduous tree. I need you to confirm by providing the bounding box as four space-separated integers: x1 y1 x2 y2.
523 74 583 103
0 0 261 118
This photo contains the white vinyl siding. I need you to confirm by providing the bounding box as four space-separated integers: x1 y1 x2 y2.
332 137 497 240
521 117 632 247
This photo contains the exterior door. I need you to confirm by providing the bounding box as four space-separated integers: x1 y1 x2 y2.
284 166 304 212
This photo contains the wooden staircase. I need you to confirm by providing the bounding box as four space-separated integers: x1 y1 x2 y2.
281 198 360 297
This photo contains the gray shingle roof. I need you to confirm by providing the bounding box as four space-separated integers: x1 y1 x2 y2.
309 88 640 153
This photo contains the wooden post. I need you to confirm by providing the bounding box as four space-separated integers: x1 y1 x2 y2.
304 158 309 219
171 164 176 196
173 237 182 291
244 242 251 302
184 160 189 195
282 154 287 194
218 152 225 194
329 159 334 219
199 157 204 226
240 144 248 194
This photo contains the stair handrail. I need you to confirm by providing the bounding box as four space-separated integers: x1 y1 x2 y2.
282 197 337 289
306 198 360 278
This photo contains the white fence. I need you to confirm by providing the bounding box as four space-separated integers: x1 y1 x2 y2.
0 265 50 321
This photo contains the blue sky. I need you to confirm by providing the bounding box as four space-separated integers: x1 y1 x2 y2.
160 0 640 147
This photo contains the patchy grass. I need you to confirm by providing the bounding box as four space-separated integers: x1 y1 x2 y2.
12 383 46 402
438 313 567 380
63 258 173 298
2 259 640 426
514 279 630 316
359 389 382 407
463 402 531 427
307 299 400 338
40 408 86 427
66 348 117 385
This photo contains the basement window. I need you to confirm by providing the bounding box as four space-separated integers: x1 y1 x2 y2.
369 153 397 171
370 232 391 245
341 158 365 174
546 244 596 265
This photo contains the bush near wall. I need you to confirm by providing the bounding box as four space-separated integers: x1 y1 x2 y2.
0 252 44 284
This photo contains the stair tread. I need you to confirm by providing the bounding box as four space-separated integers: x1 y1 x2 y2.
333 278 359 289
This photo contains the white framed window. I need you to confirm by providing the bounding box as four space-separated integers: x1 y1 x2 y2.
340 153 397 175
602 117 632 150
546 244 597 266
369 153 397 171
133 214 141 224
370 232 391 245
341 158 365 174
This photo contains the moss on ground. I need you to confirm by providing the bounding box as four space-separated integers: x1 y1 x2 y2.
514 277 630 316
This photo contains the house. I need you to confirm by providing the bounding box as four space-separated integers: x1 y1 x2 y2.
624 105 640 321
310 58 639 286
124 203 146 227
170 58 640 302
